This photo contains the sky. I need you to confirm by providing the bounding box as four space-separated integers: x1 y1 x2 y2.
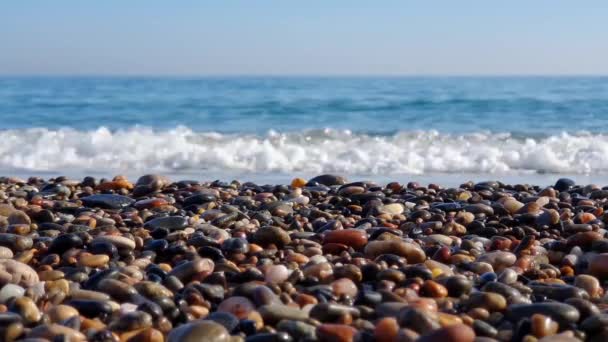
1 1 607 76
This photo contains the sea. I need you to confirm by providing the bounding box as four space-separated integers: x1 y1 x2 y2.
1 76 608 186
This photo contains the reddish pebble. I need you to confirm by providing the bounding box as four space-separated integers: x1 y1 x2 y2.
134 198 168 209
317 324 357 342
589 253 608 279
375 317 399 342
421 280 448 298
323 229 368 250
331 278 358 298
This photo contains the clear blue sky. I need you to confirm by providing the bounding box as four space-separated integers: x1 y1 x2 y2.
1 1 606 75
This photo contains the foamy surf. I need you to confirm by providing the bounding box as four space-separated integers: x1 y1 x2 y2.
3 126 608 175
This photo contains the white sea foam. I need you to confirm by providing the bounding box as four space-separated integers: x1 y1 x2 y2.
2 126 608 175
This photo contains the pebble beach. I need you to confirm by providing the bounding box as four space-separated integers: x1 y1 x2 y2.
0 174 607 342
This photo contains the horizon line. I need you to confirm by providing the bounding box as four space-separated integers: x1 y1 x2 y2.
1 73 608 79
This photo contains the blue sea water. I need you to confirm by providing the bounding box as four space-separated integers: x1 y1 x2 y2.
0 76 608 184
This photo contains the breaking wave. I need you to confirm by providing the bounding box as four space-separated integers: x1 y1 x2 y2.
2 126 607 175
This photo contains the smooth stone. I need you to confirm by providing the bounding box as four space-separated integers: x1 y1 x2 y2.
473 319 497 338
48 234 83 254
92 235 136 250
222 238 249 254
574 275 601 297
168 258 214 282
277 320 317 341
307 174 347 186
253 226 291 248
136 174 170 188
81 194 135 209
464 203 494 215
9 296 41 324
380 203 405 215
443 276 473 297
167 320 230 342
0 259 39 287
70 289 111 301
331 278 358 297
498 268 518 284
506 303 580 326
588 253 608 279
422 280 448 298
98 278 138 302
0 284 25 303
316 323 357 342
554 178 575 192
418 324 475 342
265 265 289 284
144 216 189 230
364 240 426 263
259 304 309 324
109 311 153 332
323 229 368 250
309 303 360 322
47 305 79 323
77 254 110 268
134 281 174 300
476 251 516 271
374 317 400 342
66 299 113 318
531 314 559 338
528 283 588 301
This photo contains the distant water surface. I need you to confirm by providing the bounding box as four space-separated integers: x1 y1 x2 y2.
0 76 607 183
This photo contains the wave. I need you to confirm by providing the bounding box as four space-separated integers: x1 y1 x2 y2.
1 126 607 175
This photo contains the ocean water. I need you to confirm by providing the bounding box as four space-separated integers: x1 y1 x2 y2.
1 76 608 185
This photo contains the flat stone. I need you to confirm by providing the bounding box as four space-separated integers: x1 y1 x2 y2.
92 235 136 251
144 216 188 231
364 240 426 263
506 303 580 326
258 304 309 324
81 194 135 209
323 229 368 250
307 174 347 186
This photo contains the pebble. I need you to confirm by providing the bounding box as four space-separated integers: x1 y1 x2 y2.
0 175 606 341
506 303 580 326
316 323 357 342
0 259 39 287
588 253 608 279
253 226 291 247
323 229 368 250
167 320 230 342
81 193 135 209
0 284 25 303
265 264 289 284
